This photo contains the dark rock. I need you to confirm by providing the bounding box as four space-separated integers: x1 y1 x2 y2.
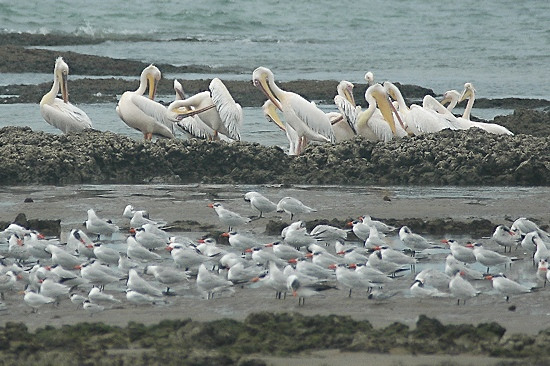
0 213 61 237
1 111 550 187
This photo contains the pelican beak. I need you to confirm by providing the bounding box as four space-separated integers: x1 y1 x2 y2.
148 74 158 100
175 85 185 100
372 88 397 135
343 87 356 107
458 88 470 103
440 96 451 106
388 99 408 134
263 101 286 131
170 103 217 121
329 114 344 126
254 75 282 111
60 72 69 103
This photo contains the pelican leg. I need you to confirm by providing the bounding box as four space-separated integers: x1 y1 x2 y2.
144 132 153 140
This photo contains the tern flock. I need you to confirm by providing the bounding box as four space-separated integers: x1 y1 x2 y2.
0 191 547 318
40 58 512 154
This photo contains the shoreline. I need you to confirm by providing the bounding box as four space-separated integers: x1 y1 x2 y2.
1 124 550 186
0 34 549 110
0 184 549 364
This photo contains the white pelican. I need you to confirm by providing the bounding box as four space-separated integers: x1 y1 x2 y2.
120 71 217 140
332 80 359 141
169 78 243 141
262 99 300 155
384 81 458 135
355 83 407 141
40 57 92 133
459 83 513 135
253 66 335 155
173 79 234 142
365 71 375 86
116 64 174 140
435 84 513 135
440 89 461 111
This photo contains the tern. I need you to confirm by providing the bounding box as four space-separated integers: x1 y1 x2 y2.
85 209 119 240
276 197 316 220
244 191 277 218
196 263 234 299
449 271 480 305
208 203 250 231
485 273 533 302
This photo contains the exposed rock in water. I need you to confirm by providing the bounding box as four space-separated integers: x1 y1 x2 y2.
0 213 61 237
0 109 549 186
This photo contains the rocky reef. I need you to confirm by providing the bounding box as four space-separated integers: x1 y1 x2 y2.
0 108 549 186
0 314 548 365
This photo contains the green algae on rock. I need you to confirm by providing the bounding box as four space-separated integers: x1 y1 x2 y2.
0 314 547 366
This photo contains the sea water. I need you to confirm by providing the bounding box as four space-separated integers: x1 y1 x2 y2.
0 0 547 142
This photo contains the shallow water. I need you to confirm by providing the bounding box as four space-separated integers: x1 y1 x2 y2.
0 101 513 146
1 0 549 98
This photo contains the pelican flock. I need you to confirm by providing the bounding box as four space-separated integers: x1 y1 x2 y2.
37 56 514 154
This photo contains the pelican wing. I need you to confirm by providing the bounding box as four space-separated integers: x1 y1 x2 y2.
334 95 358 132
130 94 176 131
422 95 463 130
289 95 335 142
409 105 455 134
209 78 243 141
367 113 394 142
176 115 234 142
40 99 92 133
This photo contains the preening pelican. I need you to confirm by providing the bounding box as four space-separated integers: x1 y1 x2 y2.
262 99 300 155
40 57 92 133
440 90 461 112
116 64 174 140
384 81 458 135
169 78 243 141
253 66 335 155
332 80 358 141
459 83 513 135
355 83 401 141
426 84 513 135
173 79 233 142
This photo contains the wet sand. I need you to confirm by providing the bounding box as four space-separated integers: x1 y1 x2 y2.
0 184 549 334
0 184 549 364
2 32 550 365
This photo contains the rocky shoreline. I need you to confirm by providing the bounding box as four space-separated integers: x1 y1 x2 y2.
2 33 550 111
1 313 548 366
2 33 550 188
1 112 549 186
